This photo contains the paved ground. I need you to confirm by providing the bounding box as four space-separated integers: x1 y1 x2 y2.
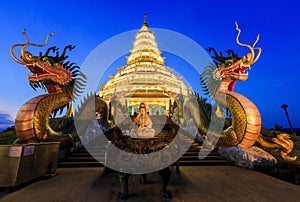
0 166 299 202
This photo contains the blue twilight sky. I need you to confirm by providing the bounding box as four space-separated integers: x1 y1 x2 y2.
0 0 299 130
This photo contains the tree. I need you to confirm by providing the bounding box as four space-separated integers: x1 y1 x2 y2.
274 123 283 130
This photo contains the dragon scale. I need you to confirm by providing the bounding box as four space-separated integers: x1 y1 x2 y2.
15 93 70 142
216 92 261 147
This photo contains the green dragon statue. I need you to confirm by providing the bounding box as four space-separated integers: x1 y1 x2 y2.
178 23 296 162
11 29 86 143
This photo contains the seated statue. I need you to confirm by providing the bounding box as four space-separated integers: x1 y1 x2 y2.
80 107 109 145
132 103 155 138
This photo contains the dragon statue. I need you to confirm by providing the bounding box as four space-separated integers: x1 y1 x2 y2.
177 22 296 163
11 29 85 143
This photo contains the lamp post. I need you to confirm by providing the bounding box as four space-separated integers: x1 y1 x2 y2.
280 104 296 135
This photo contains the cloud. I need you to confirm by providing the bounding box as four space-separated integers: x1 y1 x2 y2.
0 113 14 131
271 76 300 88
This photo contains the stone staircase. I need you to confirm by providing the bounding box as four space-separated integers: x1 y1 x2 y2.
58 146 105 168
175 144 232 166
174 130 232 166
58 133 232 168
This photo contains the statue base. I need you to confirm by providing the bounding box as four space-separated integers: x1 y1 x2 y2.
218 145 277 169
129 128 156 138
0 142 60 188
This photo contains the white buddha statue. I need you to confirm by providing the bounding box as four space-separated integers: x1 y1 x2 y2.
135 103 155 138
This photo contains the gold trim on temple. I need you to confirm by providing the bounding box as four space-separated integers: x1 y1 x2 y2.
97 14 191 116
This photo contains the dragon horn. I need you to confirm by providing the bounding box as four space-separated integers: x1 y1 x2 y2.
251 47 262 64
252 34 260 47
235 22 256 65
21 31 55 58
11 29 55 64
10 29 28 64
22 28 29 43
250 33 262 63
10 43 26 64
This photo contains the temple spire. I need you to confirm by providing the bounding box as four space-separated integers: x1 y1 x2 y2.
127 14 164 65
144 13 147 25
141 13 149 30
98 15 191 115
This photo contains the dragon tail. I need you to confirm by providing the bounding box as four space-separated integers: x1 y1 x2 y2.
257 134 297 162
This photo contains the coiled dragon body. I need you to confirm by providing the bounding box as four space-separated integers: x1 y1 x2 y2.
179 23 296 162
11 30 85 143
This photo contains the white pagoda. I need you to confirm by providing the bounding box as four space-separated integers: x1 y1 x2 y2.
98 14 191 115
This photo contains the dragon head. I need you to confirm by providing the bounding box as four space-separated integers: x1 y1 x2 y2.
11 29 85 97
201 22 262 96
27 52 73 86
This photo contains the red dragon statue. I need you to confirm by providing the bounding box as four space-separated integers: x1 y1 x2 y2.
11 29 86 143
178 23 296 163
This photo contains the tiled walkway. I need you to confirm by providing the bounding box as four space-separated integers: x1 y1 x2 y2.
1 166 300 202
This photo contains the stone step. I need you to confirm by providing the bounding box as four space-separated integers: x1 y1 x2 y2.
183 151 219 156
174 159 233 166
58 161 104 168
61 156 105 162
58 148 231 168
58 129 232 168
73 147 102 153
180 155 226 161
70 151 104 157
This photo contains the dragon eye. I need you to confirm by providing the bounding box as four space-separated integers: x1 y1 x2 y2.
22 52 33 62
243 53 251 62
43 57 48 62
225 60 233 67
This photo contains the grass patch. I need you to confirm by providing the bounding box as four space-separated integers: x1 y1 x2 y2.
0 126 17 144
257 162 300 185
0 117 75 145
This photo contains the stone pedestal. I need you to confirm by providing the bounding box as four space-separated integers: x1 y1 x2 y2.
0 142 60 188
218 145 277 169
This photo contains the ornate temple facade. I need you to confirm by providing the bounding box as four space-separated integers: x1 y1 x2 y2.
97 15 191 115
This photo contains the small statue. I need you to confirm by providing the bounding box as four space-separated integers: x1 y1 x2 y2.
135 103 155 138
96 108 110 132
